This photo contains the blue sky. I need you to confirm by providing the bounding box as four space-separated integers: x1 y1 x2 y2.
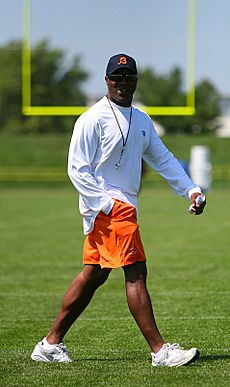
0 0 229 96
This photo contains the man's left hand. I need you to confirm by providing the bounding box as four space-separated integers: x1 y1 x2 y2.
189 193 207 215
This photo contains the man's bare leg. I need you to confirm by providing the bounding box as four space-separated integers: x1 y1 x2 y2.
46 264 111 344
123 261 165 353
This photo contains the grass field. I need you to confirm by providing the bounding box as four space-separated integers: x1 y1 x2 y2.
0 134 230 167
0 186 230 386
0 134 230 184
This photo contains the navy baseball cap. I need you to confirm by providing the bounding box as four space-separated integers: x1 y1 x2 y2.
106 54 137 75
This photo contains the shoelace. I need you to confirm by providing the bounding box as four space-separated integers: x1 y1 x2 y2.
165 343 184 351
56 343 68 354
153 343 184 359
52 343 70 360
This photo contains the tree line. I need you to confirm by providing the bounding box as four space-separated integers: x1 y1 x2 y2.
0 40 220 134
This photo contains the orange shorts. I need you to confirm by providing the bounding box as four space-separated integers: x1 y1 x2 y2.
83 199 146 268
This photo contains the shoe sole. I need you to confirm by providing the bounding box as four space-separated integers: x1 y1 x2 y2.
31 354 72 362
31 354 51 362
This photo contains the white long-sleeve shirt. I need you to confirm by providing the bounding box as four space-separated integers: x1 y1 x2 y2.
68 96 200 234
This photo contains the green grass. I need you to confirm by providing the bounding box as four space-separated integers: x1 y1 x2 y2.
1 133 230 186
0 186 230 386
0 133 230 167
0 133 71 167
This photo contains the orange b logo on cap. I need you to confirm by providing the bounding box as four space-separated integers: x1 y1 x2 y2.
118 56 127 65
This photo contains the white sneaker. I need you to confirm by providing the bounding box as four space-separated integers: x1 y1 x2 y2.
151 343 199 367
31 338 72 362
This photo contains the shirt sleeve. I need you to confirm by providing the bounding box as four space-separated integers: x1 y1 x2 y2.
143 120 198 199
67 114 114 214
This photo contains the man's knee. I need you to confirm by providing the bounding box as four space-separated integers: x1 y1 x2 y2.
83 264 111 288
123 261 147 283
95 267 111 286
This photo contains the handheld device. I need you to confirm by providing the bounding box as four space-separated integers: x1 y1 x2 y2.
188 194 206 214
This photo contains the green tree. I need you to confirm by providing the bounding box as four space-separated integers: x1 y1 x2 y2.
136 66 220 134
192 80 221 133
0 41 22 131
136 66 185 107
0 40 89 133
31 40 87 107
0 42 221 135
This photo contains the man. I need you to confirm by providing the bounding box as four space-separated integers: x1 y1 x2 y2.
31 53 206 366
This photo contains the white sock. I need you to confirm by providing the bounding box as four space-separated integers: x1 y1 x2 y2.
153 344 165 358
42 337 57 348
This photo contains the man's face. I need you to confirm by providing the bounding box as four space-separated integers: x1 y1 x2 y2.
105 68 138 107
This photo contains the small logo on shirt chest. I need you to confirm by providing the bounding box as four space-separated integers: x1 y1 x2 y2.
141 130 146 137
